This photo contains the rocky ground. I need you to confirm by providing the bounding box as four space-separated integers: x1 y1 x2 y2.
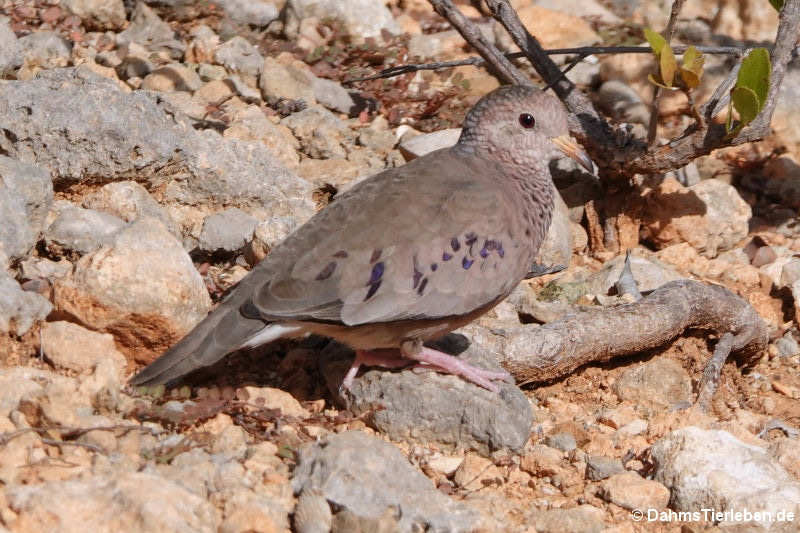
1 0 799 532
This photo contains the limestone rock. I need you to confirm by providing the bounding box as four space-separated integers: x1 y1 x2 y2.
285 0 400 40
640 177 751 258
6 472 219 532
0 270 52 336
651 427 800 530
0 156 53 265
62 0 126 30
292 431 480 532
41 321 126 374
53 217 211 364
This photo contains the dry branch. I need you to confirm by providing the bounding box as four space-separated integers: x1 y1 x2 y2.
344 45 749 84
500 280 767 387
428 0 530 86
0 424 160 454
431 0 800 179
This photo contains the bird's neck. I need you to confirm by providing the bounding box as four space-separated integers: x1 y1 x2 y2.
454 143 556 247
514 166 555 257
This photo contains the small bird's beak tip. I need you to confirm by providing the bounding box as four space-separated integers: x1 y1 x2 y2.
552 135 594 174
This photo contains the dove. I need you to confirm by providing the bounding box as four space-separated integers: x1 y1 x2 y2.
130 85 592 392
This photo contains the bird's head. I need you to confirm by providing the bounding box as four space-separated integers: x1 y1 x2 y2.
458 85 593 174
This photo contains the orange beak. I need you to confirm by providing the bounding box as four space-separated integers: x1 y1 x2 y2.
551 135 594 173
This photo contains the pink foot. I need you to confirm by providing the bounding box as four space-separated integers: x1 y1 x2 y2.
340 349 412 390
402 345 514 393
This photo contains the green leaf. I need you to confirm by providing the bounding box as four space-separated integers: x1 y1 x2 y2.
769 0 785 11
728 48 772 134
644 28 666 55
644 28 677 88
659 42 677 87
648 73 677 89
737 47 771 108
680 45 705 89
732 86 760 131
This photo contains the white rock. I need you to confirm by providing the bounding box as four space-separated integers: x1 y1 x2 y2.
0 18 21 75
216 0 279 26
398 128 461 160
198 208 259 253
237 386 309 418
0 270 51 336
215 36 263 78
41 321 126 374
428 455 464 476
259 56 316 104
285 0 400 40
6 472 219 532
53 217 211 362
62 0 126 30
82 181 180 237
651 427 800 530
45 202 126 255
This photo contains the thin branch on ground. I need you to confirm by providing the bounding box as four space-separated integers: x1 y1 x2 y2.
40 437 106 454
758 419 800 438
0 424 161 449
647 0 687 146
498 280 767 389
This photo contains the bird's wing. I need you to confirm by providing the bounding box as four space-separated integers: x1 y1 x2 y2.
248 148 533 325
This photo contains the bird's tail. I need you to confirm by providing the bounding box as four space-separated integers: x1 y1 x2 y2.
129 278 296 386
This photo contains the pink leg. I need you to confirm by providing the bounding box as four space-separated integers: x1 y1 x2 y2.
401 344 514 393
341 349 412 390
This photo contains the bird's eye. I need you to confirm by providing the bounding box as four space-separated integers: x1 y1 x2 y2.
519 113 535 129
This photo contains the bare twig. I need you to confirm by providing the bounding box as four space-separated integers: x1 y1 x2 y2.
0 424 161 450
41 437 106 454
701 58 744 120
344 45 751 83
544 45 751 56
758 419 800 438
497 280 767 387
647 0 687 146
428 0 530 86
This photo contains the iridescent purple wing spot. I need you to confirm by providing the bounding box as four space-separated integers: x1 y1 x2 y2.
369 261 385 285
462 257 474 270
364 280 381 301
